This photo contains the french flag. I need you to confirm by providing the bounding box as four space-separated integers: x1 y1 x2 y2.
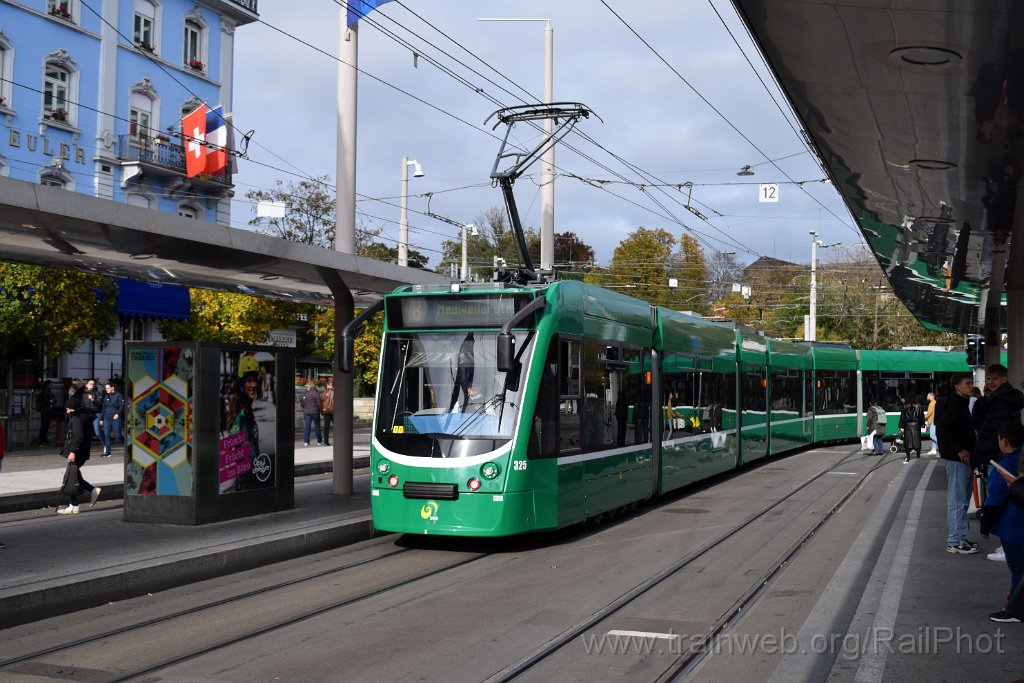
204 106 229 176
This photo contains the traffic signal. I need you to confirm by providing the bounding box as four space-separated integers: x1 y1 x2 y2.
966 334 985 367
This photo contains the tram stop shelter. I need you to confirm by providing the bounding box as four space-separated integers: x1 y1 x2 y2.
731 1 1024 382
0 175 449 499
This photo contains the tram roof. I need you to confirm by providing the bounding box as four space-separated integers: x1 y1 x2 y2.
0 177 449 307
730 1 1019 333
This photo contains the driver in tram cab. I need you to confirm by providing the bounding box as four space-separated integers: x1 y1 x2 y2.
456 382 494 414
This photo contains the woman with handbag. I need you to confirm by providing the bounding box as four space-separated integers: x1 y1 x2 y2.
58 388 101 515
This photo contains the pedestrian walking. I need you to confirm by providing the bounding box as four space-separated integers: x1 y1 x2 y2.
321 380 334 447
899 392 923 463
98 380 125 457
866 399 886 455
301 382 323 447
58 388 101 515
925 391 938 455
82 378 103 439
935 372 979 554
990 465 1024 622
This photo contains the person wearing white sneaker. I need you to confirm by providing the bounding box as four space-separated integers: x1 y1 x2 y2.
59 388 98 514
981 423 1024 611
989 546 1007 562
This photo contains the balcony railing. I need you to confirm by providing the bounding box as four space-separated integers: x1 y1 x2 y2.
227 0 257 13
118 134 231 186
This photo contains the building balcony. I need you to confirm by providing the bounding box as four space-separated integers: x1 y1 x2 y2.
228 0 257 12
117 134 232 188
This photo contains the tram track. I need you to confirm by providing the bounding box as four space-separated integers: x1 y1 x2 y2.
0 540 491 682
487 447 889 682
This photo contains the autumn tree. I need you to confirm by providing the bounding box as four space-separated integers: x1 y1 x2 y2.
597 226 678 307
247 175 336 248
0 264 118 366
668 234 709 313
158 289 308 345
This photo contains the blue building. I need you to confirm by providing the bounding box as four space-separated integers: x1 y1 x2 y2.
0 0 260 443
0 0 257 222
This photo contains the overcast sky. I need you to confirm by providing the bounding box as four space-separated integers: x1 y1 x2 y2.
230 1 861 270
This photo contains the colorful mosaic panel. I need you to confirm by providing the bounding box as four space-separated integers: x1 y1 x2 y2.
126 347 194 496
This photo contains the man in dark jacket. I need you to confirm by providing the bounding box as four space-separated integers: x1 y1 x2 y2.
58 388 101 514
301 382 323 447
935 372 979 554
973 364 1024 469
98 381 125 457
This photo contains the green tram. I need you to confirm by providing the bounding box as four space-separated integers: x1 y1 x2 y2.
357 280 970 537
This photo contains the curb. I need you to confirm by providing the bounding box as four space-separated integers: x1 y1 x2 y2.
0 457 369 515
0 514 378 629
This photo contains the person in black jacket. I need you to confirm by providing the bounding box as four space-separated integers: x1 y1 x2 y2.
898 392 923 462
973 364 1024 469
58 388 101 515
935 372 979 554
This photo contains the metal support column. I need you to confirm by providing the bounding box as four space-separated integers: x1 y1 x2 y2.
318 267 355 496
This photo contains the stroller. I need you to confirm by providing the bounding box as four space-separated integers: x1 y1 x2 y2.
889 431 904 454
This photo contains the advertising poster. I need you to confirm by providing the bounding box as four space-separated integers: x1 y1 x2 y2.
219 350 277 494
126 347 194 496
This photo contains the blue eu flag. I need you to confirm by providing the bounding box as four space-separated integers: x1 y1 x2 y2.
347 0 395 26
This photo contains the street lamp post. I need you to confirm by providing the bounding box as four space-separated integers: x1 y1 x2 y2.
807 230 841 341
479 17 554 271
461 223 479 281
398 156 423 268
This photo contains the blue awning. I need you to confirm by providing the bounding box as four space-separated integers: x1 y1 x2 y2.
116 278 190 320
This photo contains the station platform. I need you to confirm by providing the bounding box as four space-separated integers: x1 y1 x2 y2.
0 444 1020 681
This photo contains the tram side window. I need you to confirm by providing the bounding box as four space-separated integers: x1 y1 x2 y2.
559 339 582 451
770 370 803 416
663 363 729 434
528 340 560 458
817 371 856 414
743 371 766 415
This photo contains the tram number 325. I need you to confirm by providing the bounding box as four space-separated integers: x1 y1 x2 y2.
513 460 528 471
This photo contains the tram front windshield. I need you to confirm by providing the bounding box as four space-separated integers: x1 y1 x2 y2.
375 331 535 458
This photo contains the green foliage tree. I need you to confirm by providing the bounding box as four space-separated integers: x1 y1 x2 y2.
436 207 539 280
0 264 118 359
158 289 308 345
361 242 431 270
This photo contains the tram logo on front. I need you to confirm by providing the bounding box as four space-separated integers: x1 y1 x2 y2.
253 452 273 483
420 501 439 520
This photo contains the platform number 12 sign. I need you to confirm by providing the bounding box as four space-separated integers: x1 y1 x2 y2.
759 183 779 203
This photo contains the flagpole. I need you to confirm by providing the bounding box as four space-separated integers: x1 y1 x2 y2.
333 3 358 498
336 6 357 256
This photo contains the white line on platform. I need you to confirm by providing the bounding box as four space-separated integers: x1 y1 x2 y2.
606 630 680 641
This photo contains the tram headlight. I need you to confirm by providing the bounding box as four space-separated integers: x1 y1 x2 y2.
377 460 391 475
480 462 500 479
467 477 482 492
388 474 399 487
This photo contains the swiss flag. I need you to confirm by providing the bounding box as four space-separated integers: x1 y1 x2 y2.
182 104 207 178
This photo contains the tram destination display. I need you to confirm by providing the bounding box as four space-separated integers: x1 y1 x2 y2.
387 294 532 329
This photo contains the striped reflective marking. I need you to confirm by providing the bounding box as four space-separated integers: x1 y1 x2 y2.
606 630 679 641
557 444 649 466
